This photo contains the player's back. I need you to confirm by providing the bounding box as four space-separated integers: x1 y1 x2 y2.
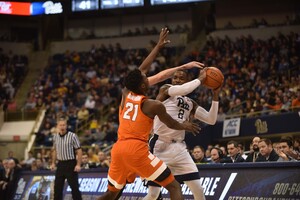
118 92 153 142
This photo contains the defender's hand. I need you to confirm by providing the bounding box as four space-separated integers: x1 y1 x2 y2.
157 27 170 48
181 61 205 70
182 121 201 136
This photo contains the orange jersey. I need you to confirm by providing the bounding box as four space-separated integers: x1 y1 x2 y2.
118 92 153 142
108 92 175 192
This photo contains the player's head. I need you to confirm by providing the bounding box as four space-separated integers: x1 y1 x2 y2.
124 69 148 95
171 70 189 85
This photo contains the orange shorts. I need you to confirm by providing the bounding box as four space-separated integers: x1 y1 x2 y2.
107 139 174 191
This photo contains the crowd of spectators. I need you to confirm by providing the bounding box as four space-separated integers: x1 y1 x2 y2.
191 136 300 164
185 31 300 121
27 29 300 150
0 49 28 111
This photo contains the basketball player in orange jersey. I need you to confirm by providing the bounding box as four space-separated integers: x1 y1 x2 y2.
97 28 203 200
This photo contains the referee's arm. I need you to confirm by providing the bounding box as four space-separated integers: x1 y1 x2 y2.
51 146 57 171
74 148 83 172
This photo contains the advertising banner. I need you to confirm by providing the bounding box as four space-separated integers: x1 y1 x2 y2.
13 163 300 200
222 118 241 138
0 1 63 16
0 1 30 15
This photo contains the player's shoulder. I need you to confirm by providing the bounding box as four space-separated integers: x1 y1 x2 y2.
144 99 164 109
68 131 77 137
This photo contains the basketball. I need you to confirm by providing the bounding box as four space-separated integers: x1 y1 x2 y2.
202 67 224 89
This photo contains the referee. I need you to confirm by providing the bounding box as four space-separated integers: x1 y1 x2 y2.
50 116 83 200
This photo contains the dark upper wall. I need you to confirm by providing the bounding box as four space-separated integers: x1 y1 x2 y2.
215 0 299 29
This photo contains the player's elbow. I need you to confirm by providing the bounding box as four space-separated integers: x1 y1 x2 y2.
206 118 217 125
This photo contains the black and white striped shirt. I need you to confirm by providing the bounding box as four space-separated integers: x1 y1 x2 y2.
53 131 81 161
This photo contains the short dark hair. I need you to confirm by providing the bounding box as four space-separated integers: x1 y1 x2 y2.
193 145 204 152
124 69 144 94
227 140 239 148
259 138 272 146
279 138 293 147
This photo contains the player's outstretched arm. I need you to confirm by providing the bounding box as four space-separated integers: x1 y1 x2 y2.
139 27 170 75
148 61 204 86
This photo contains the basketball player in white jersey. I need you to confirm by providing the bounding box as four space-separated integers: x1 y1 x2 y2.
143 68 220 200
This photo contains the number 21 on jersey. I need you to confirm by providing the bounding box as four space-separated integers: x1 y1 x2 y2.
123 102 139 121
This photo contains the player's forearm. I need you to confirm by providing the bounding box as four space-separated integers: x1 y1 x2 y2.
148 66 181 86
139 44 161 75
194 101 219 125
168 79 201 96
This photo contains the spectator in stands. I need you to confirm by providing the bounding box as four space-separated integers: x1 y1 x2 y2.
293 137 300 153
6 151 19 165
238 143 247 160
256 138 279 162
277 137 298 161
210 147 225 164
0 159 9 197
281 95 291 112
35 97 45 110
219 146 227 158
80 129 96 146
264 96 283 113
77 105 89 126
20 151 36 168
246 137 262 162
223 140 245 163
41 122 56 147
81 152 96 169
87 148 99 165
84 95 96 114
217 107 226 121
291 90 300 111
192 145 208 164
2 78 15 100
24 94 37 110
3 159 21 199
96 151 110 168
89 118 99 133
205 149 212 161
29 160 39 171
36 158 47 170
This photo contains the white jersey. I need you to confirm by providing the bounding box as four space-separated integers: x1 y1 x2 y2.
153 95 194 142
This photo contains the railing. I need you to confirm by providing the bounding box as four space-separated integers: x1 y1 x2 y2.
0 105 4 129
4 108 39 121
225 105 300 120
